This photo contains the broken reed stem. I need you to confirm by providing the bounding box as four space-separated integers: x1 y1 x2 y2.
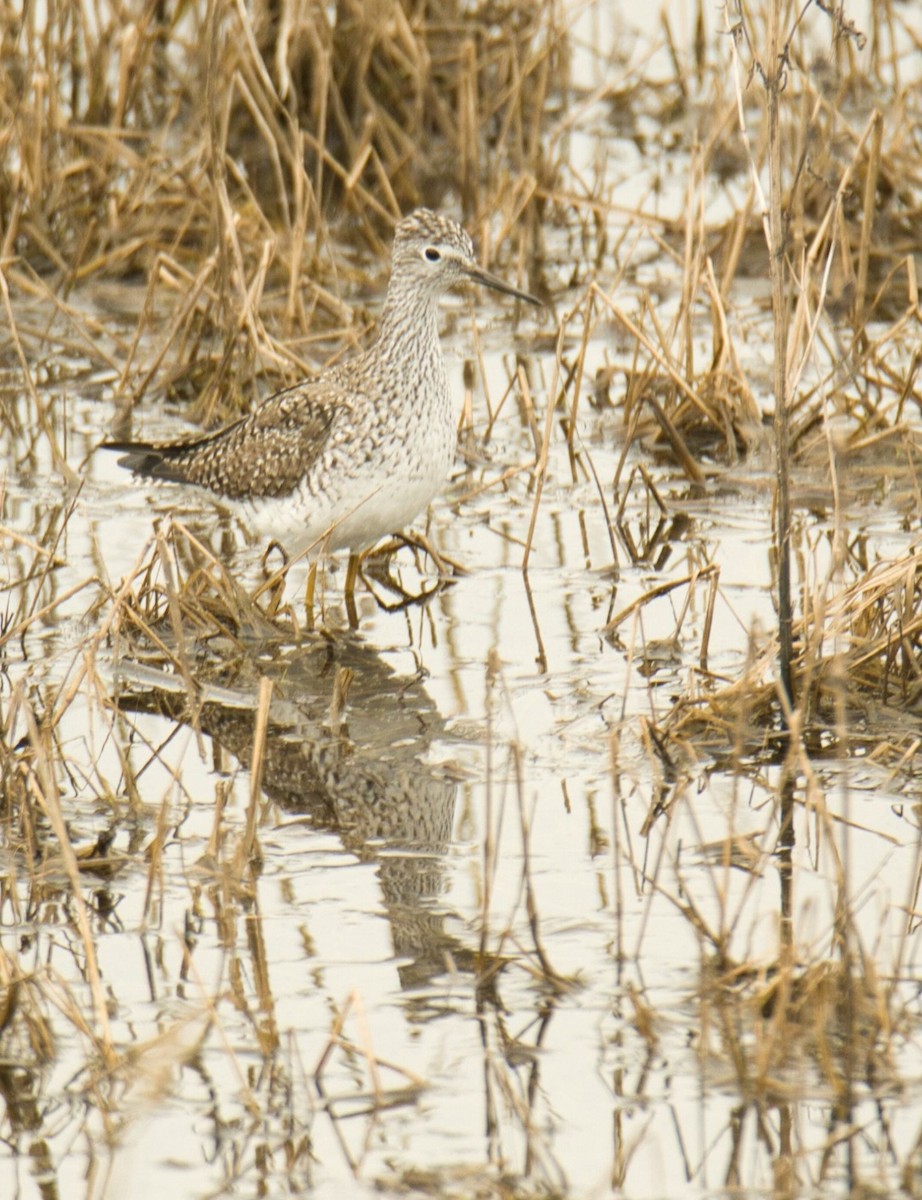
727 0 795 717
603 563 719 635
766 0 794 720
237 674 273 872
854 108 883 329
480 650 500 966
141 793 172 931
511 741 561 988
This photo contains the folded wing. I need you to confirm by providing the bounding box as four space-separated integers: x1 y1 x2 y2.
104 381 348 501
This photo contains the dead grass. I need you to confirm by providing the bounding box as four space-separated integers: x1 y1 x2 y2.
3 0 922 1196
2 0 563 423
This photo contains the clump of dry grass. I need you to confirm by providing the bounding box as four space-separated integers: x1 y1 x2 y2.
2 0 563 424
594 13 922 1166
569 0 922 485
4 1 922 1193
576 0 922 746
664 536 922 759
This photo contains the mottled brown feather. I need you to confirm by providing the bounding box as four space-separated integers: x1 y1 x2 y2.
102 208 540 552
106 381 348 500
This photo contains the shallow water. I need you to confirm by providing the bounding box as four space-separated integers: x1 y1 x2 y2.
5 303 922 1199
4 2 922 1199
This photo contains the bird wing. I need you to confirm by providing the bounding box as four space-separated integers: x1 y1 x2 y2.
104 379 353 501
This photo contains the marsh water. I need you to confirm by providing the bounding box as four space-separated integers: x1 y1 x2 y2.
4 2 922 1198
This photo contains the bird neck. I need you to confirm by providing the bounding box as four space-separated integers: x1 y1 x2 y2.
376 278 441 360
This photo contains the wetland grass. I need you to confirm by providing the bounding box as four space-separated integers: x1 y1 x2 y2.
576 0 922 742
3 0 562 409
590 2 922 1188
3 0 922 1196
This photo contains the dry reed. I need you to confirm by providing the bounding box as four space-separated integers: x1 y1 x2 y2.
3 0 922 1195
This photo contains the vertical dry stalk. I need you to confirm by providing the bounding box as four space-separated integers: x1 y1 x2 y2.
725 0 796 714
511 742 557 986
764 0 795 716
17 687 116 1065
854 110 883 328
480 649 500 966
522 313 566 571
237 674 273 872
154 525 201 736
141 793 172 930
608 730 625 966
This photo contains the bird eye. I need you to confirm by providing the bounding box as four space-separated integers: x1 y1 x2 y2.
424 247 441 262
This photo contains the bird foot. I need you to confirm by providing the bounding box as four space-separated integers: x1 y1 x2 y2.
370 532 466 581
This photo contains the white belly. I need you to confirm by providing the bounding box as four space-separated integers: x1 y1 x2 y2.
245 433 453 557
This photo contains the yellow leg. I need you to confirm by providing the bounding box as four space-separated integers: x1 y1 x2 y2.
344 553 360 629
305 561 318 631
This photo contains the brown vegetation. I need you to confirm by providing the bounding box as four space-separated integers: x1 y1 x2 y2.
2 0 922 1195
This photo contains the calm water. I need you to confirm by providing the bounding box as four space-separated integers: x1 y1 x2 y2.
3 2 922 1198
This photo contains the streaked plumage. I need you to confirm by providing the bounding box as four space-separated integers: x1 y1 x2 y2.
104 209 540 557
